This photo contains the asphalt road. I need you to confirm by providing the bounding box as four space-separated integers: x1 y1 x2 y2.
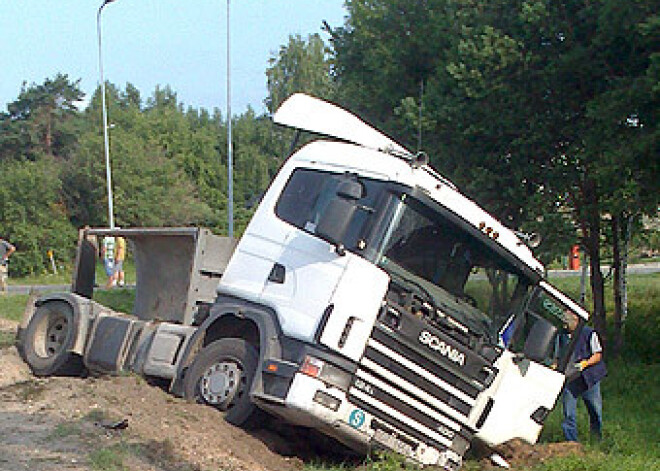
4 283 134 295
4 284 70 295
547 262 660 278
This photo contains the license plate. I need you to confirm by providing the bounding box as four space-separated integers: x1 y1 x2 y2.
372 428 415 457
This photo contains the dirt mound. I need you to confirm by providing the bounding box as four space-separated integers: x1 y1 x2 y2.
0 319 32 388
480 438 584 469
0 345 32 388
0 318 584 471
0 326 301 471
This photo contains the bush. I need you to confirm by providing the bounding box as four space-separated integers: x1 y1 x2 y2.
0 159 76 276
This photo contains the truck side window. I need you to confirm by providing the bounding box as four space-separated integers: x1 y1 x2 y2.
275 168 385 251
275 169 329 229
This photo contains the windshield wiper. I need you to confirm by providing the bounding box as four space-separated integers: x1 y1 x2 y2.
388 272 471 335
388 272 438 313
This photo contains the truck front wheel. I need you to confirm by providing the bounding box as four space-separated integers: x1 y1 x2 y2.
183 338 260 427
22 301 84 377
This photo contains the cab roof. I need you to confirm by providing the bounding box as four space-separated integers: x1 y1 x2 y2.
274 94 545 276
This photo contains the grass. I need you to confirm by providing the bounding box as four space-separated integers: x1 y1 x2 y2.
0 330 15 348
7 270 73 286
88 440 199 471
92 289 136 314
49 421 83 439
534 360 660 471
548 272 659 363
9 380 46 402
7 259 137 287
0 290 135 324
0 270 656 471
0 293 30 322
89 443 134 471
83 408 109 423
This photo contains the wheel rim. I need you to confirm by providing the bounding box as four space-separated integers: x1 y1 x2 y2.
34 311 69 359
199 360 245 410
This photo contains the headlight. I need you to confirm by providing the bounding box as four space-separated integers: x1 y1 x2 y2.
299 355 352 391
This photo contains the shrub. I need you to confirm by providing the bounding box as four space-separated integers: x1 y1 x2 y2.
0 159 76 276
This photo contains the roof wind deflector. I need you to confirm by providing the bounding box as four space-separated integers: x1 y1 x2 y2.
273 93 411 156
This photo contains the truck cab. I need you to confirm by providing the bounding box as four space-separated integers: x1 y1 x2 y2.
212 95 586 468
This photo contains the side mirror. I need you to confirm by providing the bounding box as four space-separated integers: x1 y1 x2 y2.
336 179 363 200
315 180 363 253
523 317 557 363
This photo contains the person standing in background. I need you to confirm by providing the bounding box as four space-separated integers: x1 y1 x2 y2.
101 235 116 288
113 235 126 287
0 238 16 294
562 311 607 442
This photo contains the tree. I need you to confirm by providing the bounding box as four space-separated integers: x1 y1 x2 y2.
331 0 659 352
265 33 336 113
62 126 213 228
330 0 455 141
0 159 75 276
65 83 216 229
0 74 83 160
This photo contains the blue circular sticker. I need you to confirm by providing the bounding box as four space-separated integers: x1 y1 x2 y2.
348 409 366 429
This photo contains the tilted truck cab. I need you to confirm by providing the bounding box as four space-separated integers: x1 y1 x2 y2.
18 94 588 469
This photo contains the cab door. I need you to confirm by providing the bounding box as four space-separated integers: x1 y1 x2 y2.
473 283 586 446
260 228 350 340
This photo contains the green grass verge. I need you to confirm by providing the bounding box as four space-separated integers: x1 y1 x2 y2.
0 330 15 348
89 443 135 471
0 272 656 471
7 259 137 287
0 290 135 325
533 359 660 471
548 272 659 362
92 289 136 314
0 294 29 323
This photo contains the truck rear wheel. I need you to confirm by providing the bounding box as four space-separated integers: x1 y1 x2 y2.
22 301 84 377
183 338 261 427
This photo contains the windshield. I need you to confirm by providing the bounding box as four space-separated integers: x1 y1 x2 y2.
376 197 531 343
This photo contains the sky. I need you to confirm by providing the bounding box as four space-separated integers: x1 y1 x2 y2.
0 0 347 114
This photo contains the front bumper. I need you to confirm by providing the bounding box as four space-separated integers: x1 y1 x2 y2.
257 371 461 468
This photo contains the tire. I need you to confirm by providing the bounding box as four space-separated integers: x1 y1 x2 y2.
22 301 84 377
183 338 262 427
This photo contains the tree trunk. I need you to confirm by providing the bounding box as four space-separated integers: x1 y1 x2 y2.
622 217 631 319
611 214 631 359
45 116 52 155
611 215 623 358
587 235 607 349
580 180 607 349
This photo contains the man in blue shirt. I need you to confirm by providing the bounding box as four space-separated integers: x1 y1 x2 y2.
562 311 607 442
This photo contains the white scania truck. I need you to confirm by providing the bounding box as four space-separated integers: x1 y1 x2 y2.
17 94 587 469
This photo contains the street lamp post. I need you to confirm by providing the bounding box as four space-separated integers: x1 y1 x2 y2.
97 0 117 229
226 0 234 238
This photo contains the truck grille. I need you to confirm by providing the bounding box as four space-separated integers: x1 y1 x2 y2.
348 323 479 450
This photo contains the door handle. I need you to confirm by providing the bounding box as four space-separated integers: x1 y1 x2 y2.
267 263 285 284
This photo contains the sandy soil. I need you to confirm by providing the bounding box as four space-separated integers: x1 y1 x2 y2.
0 318 302 471
0 318 583 471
